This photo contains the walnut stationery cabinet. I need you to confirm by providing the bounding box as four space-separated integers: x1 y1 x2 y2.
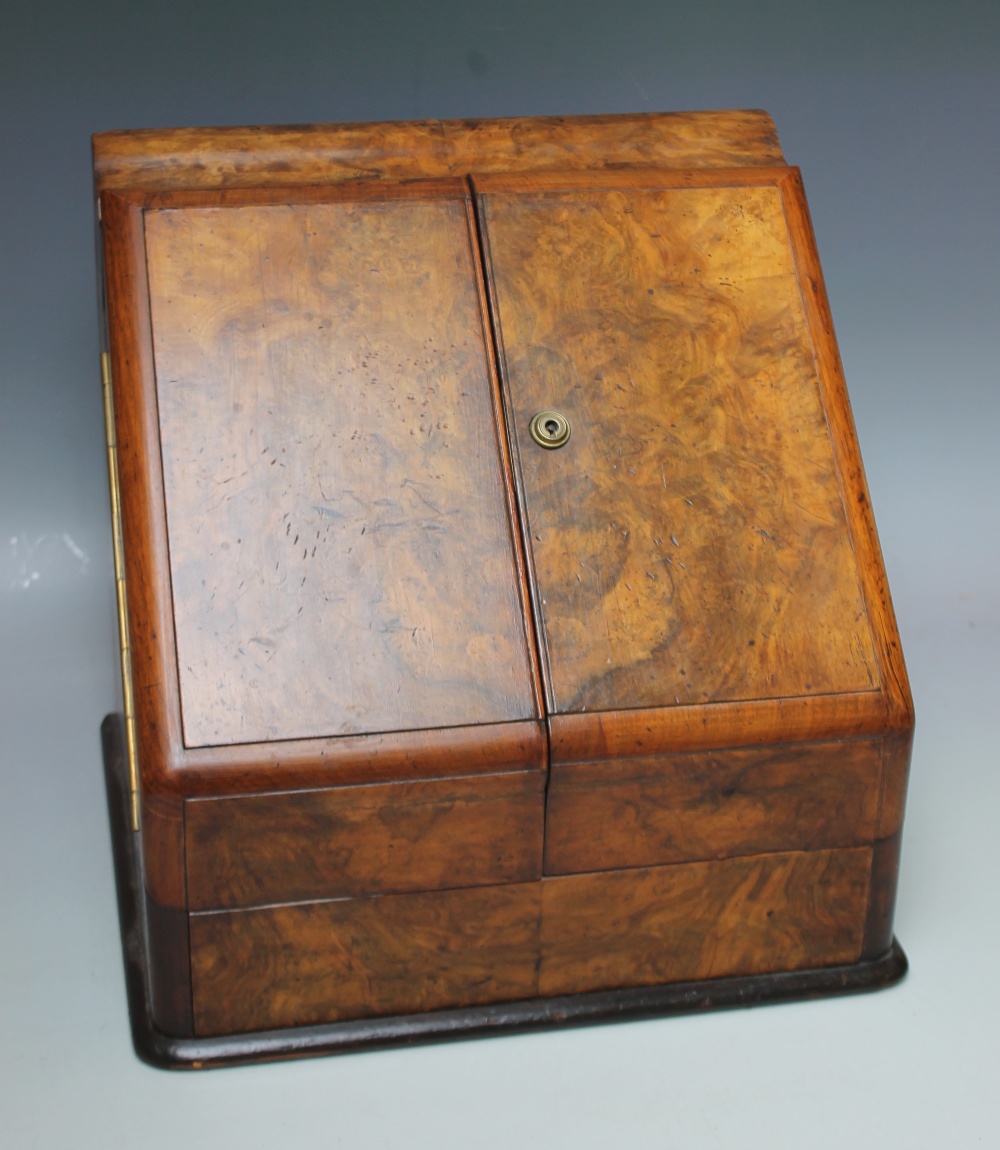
94 111 913 1067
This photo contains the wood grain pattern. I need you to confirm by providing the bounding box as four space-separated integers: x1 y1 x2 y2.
186 769 545 910
544 738 882 875
95 116 915 1053
539 847 871 996
167 719 547 794
144 182 538 746
478 168 880 717
548 690 893 765
190 882 542 1035
93 111 785 192
103 184 544 916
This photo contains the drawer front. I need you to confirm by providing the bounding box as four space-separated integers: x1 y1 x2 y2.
189 846 870 1035
544 738 882 875
190 882 542 1035
539 847 871 997
186 769 545 910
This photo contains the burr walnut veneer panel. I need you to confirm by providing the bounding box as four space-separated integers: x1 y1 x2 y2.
189 846 869 1036
544 737 883 875
538 847 870 997
144 183 538 747
478 170 880 717
190 882 544 1035
186 768 545 910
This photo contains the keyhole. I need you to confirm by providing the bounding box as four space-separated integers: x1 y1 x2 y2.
529 410 571 449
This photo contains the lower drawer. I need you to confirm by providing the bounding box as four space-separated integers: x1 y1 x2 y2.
189 845 872 1036
190 882 543 1035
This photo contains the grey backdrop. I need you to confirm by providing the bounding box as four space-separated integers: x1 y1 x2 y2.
2 3 998 1146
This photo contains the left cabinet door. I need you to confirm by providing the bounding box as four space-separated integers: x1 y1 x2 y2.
104 178 543 755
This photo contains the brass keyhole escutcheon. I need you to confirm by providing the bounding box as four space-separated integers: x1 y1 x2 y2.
529 410 571 449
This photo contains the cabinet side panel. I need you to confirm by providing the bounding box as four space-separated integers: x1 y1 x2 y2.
540 848 870 996
186 769 545 910
545 738 882 874
190 884 542 1035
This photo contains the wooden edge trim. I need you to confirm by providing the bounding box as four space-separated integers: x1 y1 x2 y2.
101 192 186 793
93 111 785 192
862 830 904 960
777 168 914 731
470 178 557 715
464 189 547 723
158 718 548 796
549 691 901 764
471 165 792 195
113 177 470 211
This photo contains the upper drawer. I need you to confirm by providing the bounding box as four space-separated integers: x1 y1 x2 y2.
186 766 545 911
544 737 883 876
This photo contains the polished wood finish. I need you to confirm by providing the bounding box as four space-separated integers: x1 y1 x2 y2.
102 190 188 902
544 738 882 875
548 689 895 764
540 847 871 997
186 768 545 910
105 715 908 1068
96 113 913 1058
190 882 543 1035
478 168 879 718
188 845 870 1037
94 111 785 193
144 181 538 747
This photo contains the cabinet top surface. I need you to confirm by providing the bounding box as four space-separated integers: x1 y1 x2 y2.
93 110 785 192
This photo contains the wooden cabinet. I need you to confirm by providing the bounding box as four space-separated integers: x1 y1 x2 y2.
95 111 912 1067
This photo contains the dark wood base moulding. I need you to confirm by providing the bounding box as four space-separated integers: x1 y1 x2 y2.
101 714 907 1070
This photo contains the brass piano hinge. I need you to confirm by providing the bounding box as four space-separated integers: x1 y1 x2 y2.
101 351 140 832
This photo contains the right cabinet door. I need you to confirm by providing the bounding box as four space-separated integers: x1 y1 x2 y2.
474 167 881 722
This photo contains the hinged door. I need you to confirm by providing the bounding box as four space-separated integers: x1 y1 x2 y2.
475 169 883 725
